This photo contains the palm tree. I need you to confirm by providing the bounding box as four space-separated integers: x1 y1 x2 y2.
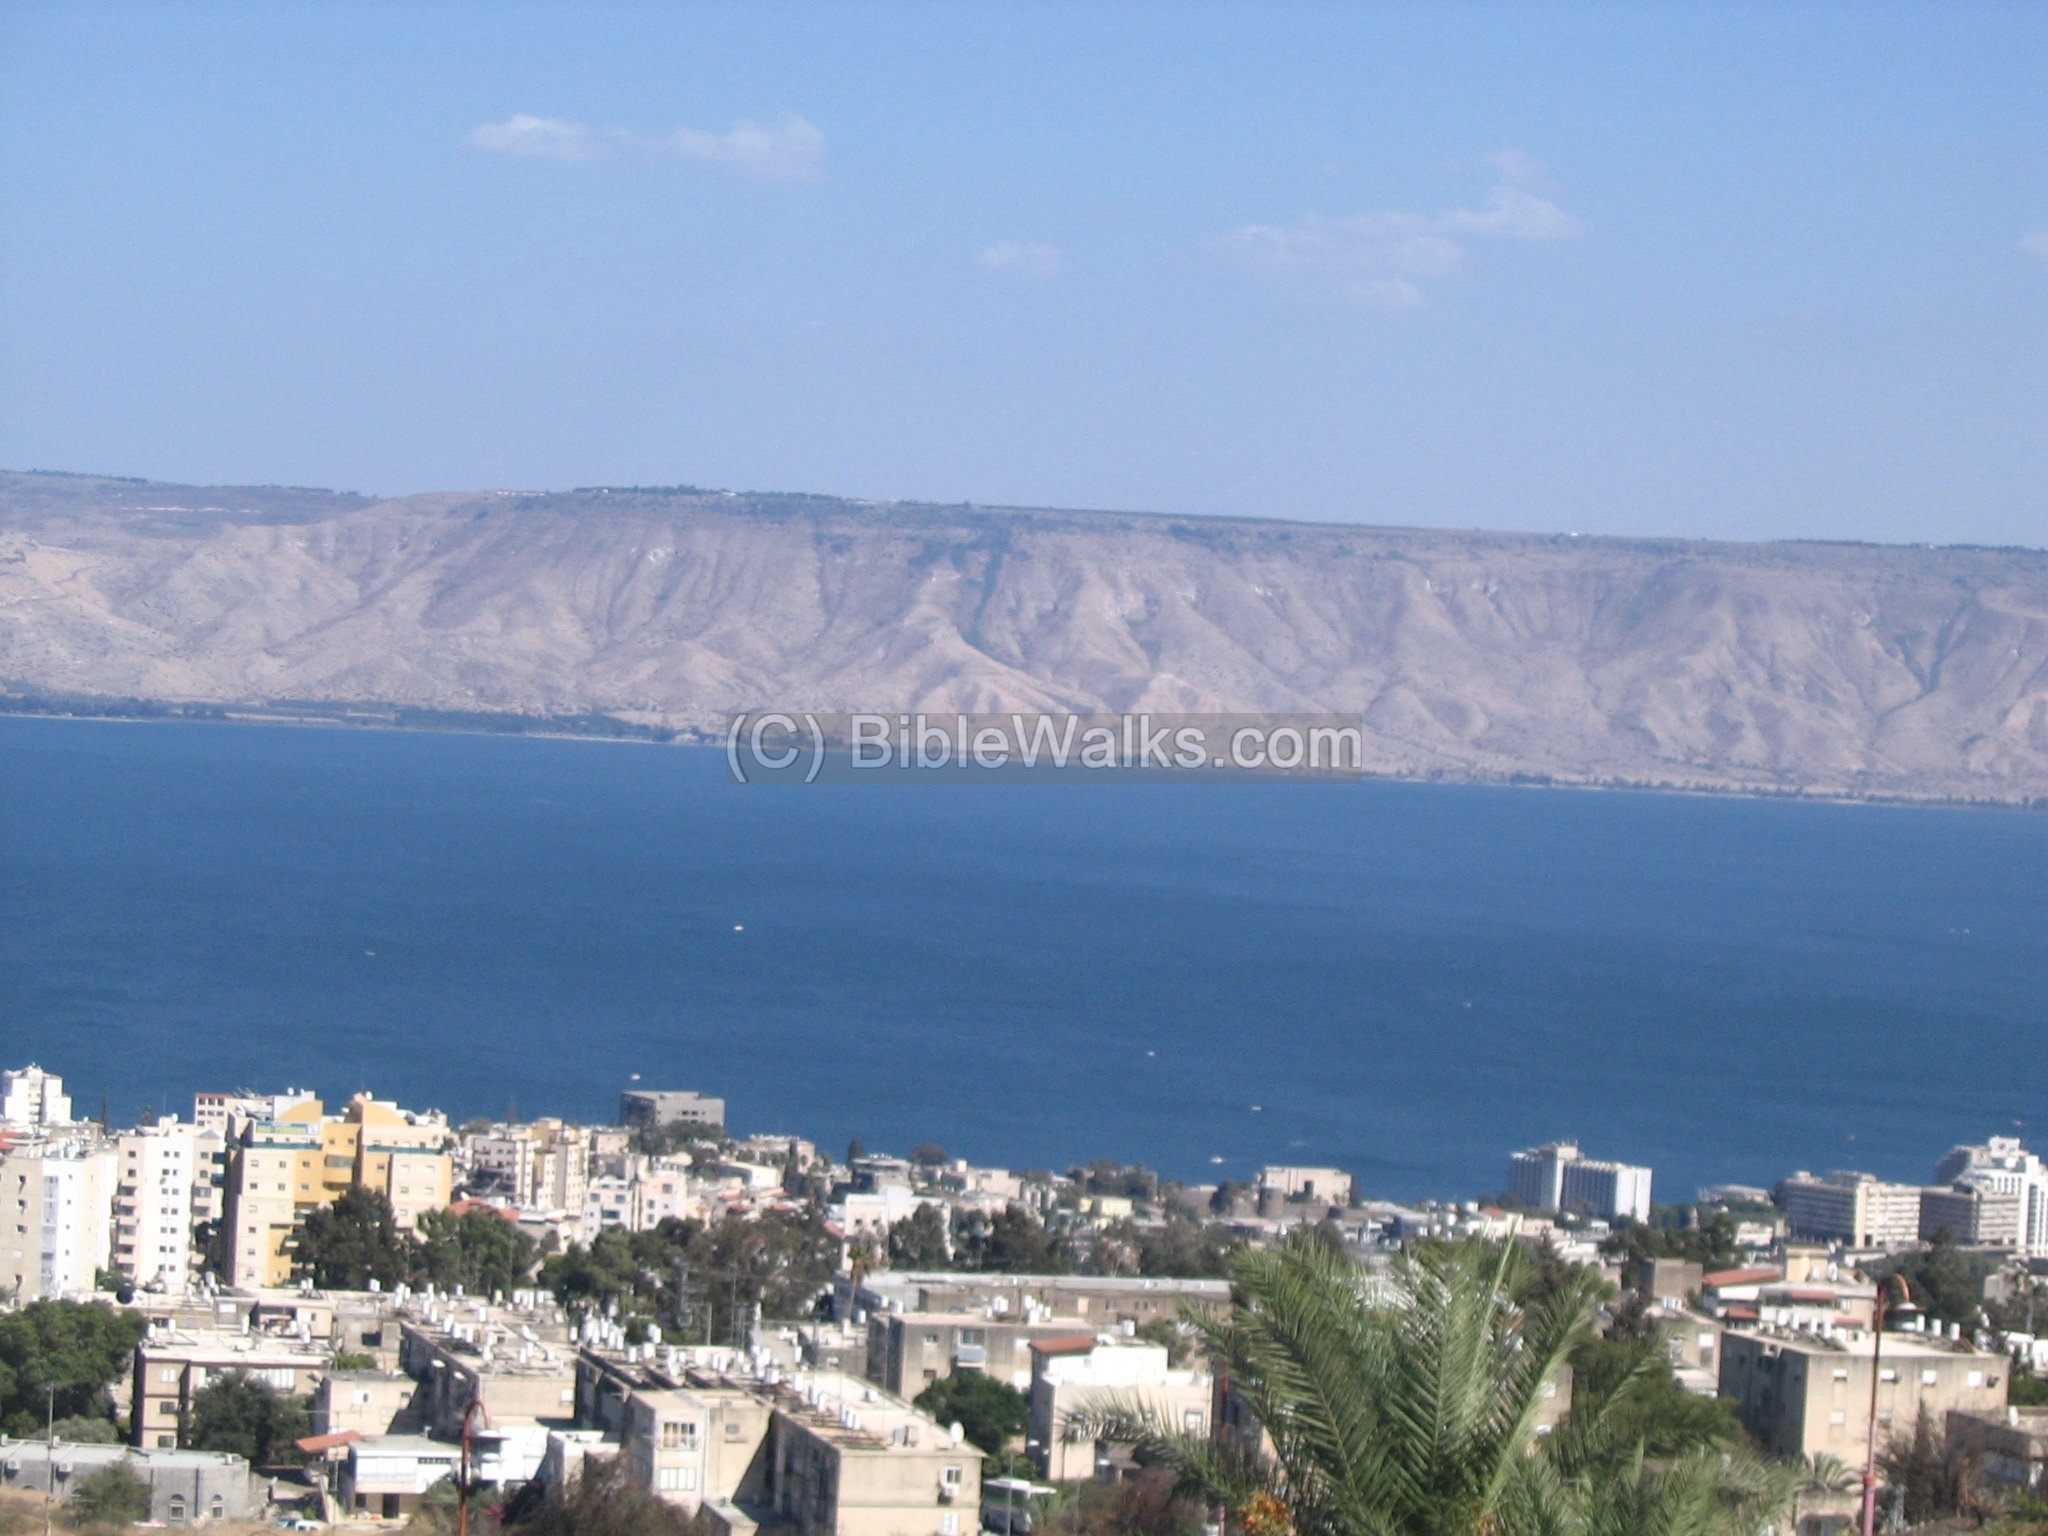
1787 1453 1858 1536
1065 1234 1791 1536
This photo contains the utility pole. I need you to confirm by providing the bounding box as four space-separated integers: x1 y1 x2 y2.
44 1383 54 1536
1862 1275 1912 1536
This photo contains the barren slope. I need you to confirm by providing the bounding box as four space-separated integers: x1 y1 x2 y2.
2 471 2044 801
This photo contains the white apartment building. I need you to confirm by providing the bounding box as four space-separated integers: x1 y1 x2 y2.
113 1119 200 1294
191 1088 318 1139
1507 1143 1653 1222
0 1139 117 1299
1027 1337 1210 1481
1 1065 73 1128
1781 1171 1925 1248
1932 1137 2048 1256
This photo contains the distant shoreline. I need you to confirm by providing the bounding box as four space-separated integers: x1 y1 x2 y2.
1 692 2039 813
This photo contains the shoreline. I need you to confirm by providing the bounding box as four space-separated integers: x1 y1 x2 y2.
0 694 2040 812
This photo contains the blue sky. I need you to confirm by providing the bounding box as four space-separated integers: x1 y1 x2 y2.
2 2 2045 545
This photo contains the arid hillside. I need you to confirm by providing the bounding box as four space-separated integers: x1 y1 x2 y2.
2 471 2044 802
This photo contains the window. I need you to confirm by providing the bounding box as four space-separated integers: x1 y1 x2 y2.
941 1516 960 1535
1969 1371 1985 1387
210 1499 224 1520
1183 1410 1205 1435
957 1329 985 1346
168 1497 186 1524
1879 1369 1899 1383
1833 1369 1850 1381
1830 1411 1846 1426
661 1421 700 1450
657 1467 699 1492
1921 1369 1939 1386
943 1466 962 1487
724 1422 744 1439
923 1333 940 1346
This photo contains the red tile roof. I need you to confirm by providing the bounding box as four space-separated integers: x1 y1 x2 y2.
1028 1335 1100 1357
1703 1268 1781 1288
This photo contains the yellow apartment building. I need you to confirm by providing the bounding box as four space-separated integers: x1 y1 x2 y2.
220 1094 451 1287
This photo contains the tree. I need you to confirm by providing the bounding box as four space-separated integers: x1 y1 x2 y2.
1788 1453 1858 1534
292 1187 409 1290
910 1144 948 1168
69 1462 152 1525
1066 1234 1793 1536
887 1205 952 1269
504 1451 692 1536
413 1206 537 1296
51 1414 118 1442
914 1370 1029 1458
185 1370 311 1467
982 1205 1068 1274
1878 1408 1990 1527
1600 1211 1741 1273
1565 1333 1742 1460
0 1300 146 1439
1869 1232 1990 1329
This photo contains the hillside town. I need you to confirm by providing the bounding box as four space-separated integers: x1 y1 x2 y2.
3 1061 2047 1534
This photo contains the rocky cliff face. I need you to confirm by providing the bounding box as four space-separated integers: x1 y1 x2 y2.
2 471 2044 801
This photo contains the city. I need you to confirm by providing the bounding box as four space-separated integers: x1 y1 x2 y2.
1 1062 2045 1534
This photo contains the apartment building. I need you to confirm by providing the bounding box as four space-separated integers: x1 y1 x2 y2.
1506 1143 1652 1222
866 1310 1106 1395
0 1064 72 1128
619 1090 726 1135
581 1346 982 1536
1256 1166 1354 1210
219 1094 451 1287
1718 1328 2007 1469
0 1138 117 1300
1026 1337 1210 1481
130 1332 331 1449
112 1119 200 1294
1779 1172 1925 1248
838 1272 1232 1329
1929 1137 2048 1255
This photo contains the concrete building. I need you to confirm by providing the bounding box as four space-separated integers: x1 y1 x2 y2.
1779 1172 1925 1248
1025 1337 1210 1481
1947 1405 2048 1490
0 1065 72 1128
1256 1166 1354 1216
0 1439 260 1524
619 1090 726 1135
336 1434 462 1518
312 1371 421 1438
1506 1143 1652 1222
112 1119 199 1294
1930 1137 2048 1256
219 1093 452 1287
866 1310 1104 1396
397 1305 579 1439
0 1138 117 1300
192 1089 319 1140
130 1331 331 1449
837 1272 1231 1329
579 1346 981 1536
1718 1328 2007 1469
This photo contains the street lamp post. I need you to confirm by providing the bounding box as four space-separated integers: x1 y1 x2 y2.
1861 1275 1913 1536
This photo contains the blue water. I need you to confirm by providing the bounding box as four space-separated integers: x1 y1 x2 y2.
0 716 2042 1204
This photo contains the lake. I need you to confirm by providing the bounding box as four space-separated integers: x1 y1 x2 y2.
0 715 2041 1203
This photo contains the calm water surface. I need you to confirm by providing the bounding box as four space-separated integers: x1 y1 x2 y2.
0 716 2042 1202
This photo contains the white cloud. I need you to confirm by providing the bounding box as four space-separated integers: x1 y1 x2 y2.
466 114 824 182
1217 152 1582 309
2021 230 2048 259
977 240 1065 276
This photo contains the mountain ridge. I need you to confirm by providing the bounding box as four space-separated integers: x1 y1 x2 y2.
3 470 2045 803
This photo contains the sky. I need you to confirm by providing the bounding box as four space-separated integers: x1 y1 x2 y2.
2 2 2046 546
